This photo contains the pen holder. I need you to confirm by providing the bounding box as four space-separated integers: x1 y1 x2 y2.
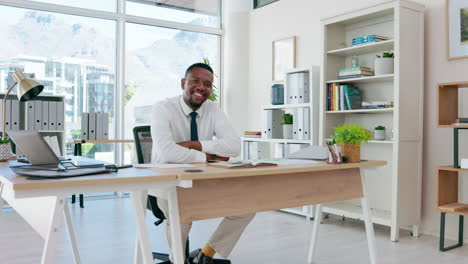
326 144 342 164
0 143 11 161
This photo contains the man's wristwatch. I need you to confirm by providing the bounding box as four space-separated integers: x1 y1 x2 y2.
209 154 217 160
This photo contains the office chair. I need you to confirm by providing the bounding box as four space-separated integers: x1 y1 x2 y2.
133 125 231 264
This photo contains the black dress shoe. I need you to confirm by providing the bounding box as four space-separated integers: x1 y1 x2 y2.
192 250 213 264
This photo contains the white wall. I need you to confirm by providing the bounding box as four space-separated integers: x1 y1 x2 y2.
223 0 468 240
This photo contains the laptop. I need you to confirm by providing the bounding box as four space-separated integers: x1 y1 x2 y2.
8 131 102 168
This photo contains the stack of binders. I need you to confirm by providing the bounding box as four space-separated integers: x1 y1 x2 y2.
285 71 310 104
81 112 109 140
24 100 65 131
290 108 311 140
262 110 284 139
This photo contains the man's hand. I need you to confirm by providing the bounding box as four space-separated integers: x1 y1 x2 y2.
177 141 229 161
176 141 202 151
205 153 230 162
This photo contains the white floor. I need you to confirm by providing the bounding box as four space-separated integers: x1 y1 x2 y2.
0 197 468 264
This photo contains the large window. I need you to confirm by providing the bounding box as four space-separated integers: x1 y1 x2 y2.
0 0 222 164
127 0 221 28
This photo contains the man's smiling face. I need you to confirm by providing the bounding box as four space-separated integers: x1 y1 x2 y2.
181 67 213 111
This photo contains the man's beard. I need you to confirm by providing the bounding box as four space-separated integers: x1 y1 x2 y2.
189 96 204 109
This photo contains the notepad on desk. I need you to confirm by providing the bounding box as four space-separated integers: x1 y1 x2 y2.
208 160 279 169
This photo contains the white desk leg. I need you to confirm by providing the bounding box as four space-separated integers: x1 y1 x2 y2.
412 224 420 237
63 202 81 264
360 173 377 264
130 190 153 264
307 204 322 264
168 186 185 264
133 234 142 264
41 197 65 264
0 182 4 214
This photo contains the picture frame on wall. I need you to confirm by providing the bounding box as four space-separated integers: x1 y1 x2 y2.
447 0 468 60
272 36 296 81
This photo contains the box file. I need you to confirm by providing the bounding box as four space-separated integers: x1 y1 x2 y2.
56 101 64 131
297 72 310 103
11 100 20 130
262 110 273 139
291 109 299 139
248 142 258 159
242 141 250 160
26 101 35 131
303 108 310 140
5 100 11 131
103 113 109 140
0 101 3 131
96 112 103 140
48 102 57 131
286 73 299 104
41 101 49 131
88 112 96 140
34 100 42 131
297 108 304 140
81 113 89 140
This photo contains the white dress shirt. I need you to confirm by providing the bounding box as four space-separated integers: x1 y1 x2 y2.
151 95 241 163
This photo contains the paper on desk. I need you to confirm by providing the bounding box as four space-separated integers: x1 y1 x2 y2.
132 163 195 168
275 159 320 165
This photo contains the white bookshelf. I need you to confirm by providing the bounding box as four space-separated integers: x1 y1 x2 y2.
241 66 320 218
320 0 424 242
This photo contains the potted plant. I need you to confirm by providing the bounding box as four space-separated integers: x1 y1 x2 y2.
0 137 11 161
374 125 386 140
374 51 394 75
331 123 371 163
282 113 293 139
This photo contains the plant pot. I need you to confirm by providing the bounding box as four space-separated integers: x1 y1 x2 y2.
374 57 394 75
342 143 361 163
0 143 11 161
374 130 386 140
282 124 293 139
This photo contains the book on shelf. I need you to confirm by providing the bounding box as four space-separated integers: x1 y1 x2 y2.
244 131 262 138
327 84 362 111
361 101 393 109
339 67 374 77
339 67 372 72
337 74 373 80
343 85 362 110
351 34 390 45
208 160 279 169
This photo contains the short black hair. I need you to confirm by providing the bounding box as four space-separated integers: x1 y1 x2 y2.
184 63 213 78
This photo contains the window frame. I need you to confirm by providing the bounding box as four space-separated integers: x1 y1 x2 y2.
0 0 224 164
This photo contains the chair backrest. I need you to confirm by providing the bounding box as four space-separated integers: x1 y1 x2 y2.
133 125 152 164
133 125 166 221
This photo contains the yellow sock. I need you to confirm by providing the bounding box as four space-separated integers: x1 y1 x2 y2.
201 243 216 257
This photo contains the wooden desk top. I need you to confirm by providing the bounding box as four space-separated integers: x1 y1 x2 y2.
0 163 177 191
148 160 387 181
0 160 386 191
